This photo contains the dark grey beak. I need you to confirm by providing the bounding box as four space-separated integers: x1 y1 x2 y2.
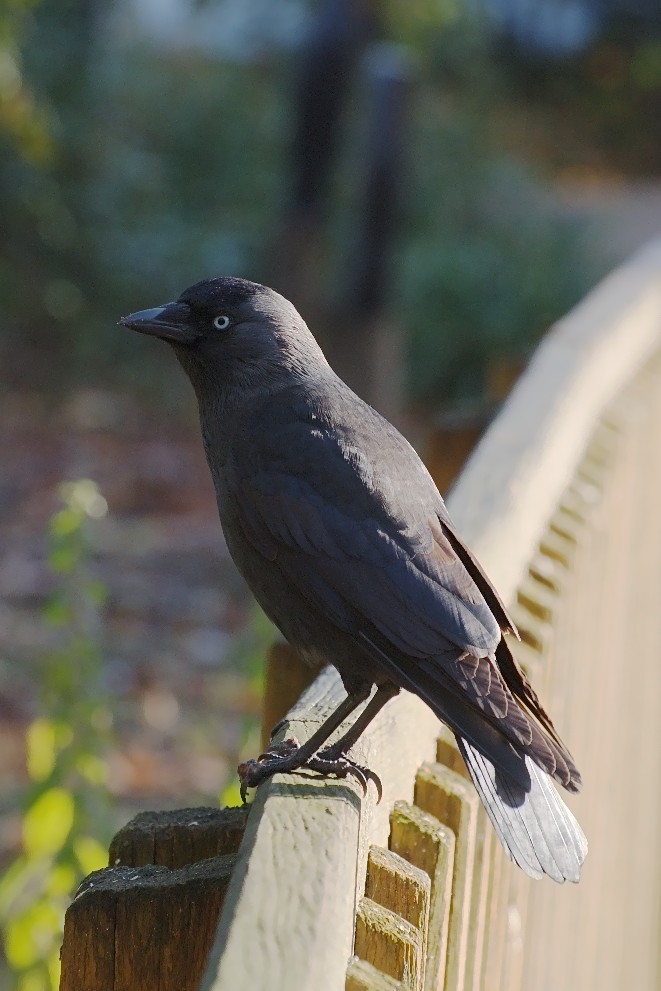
119 301 199 344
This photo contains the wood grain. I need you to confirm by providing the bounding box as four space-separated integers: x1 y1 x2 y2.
60 858 235 991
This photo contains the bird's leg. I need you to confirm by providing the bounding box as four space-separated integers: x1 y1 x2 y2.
308 683 400 799
315 683 399 757
238 687 372 801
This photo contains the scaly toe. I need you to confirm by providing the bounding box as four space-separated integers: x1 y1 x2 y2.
307 753 383 801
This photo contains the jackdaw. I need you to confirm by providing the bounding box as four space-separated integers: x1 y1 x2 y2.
120 277 587 882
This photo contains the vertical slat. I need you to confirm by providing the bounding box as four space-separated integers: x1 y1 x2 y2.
480 843 508 991
354 898 422 988
346 959 403 991
353 846 430 991
414 764 480 991
364 847 430 933
389 802 455 991
434 728 492 991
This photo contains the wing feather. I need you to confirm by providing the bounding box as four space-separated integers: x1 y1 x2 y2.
231 408 579 790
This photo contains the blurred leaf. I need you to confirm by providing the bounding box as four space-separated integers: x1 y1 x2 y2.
4 900 61 969
47 542 80 575
23 788 74 858
220 779 243 809
49 507 83 540
74 753 106 786
26 720 56 782
42 595 72 626
45 864 76 898
0 856 31 914
72 836 107 876
2 479 115 989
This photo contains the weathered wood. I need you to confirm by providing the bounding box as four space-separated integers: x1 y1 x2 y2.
425 416 486 495
434 726 465 781
201 667 440 991
354 898 422 989
517 350 661 991
429 737 493 991
364 847 430 932
388 801 454 991
357 846 430 990
414 764 480 991
346 958 403 991
60 857 235 991
481 842 508 991
60 805 249 991
109 805 249 869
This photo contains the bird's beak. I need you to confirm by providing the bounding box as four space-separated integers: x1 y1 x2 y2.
119 302 200 344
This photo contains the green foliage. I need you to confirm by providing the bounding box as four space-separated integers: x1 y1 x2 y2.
1 0 287 395
1 1 598 409
399 131 588 403
386 15 591 406
329 6 593 407
0 480 114 991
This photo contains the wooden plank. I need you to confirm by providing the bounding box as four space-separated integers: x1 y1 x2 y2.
414 763 480 991
463 812 493 991
261 641 319 749
435 725 465 780
435 717 497 990
481 843 509 991
109 806 249 870
346 958 403 991
365 846 430 931
60 857 235 991
388 801 454 991
519 353 661 991
362 847 429 991
354 898 422 989
516 578 556 625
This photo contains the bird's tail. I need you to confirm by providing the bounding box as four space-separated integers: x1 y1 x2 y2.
456 735 588 882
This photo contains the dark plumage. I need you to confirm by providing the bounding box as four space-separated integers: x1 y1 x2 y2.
120 277 587 882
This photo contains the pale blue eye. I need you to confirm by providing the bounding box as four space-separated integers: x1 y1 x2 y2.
213 315 231 331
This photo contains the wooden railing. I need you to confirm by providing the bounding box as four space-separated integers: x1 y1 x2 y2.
60 240 661 991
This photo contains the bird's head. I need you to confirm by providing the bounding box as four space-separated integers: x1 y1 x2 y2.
119 277 328 397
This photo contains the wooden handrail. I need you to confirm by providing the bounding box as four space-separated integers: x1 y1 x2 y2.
199 239 661 991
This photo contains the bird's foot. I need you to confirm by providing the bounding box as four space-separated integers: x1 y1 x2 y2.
237 736 382 802
238 737 301 802
307 750 383 802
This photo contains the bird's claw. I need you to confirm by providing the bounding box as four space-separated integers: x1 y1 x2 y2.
237 736 382 803
307 752 383 802
238 736 300 802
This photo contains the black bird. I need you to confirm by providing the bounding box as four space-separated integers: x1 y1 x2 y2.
120 277 587 883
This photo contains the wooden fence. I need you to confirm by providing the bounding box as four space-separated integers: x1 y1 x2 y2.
60 239 661 991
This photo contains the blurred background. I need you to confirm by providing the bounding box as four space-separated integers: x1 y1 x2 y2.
1 0 660 985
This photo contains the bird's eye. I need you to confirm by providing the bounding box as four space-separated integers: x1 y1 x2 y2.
212 315 231 331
